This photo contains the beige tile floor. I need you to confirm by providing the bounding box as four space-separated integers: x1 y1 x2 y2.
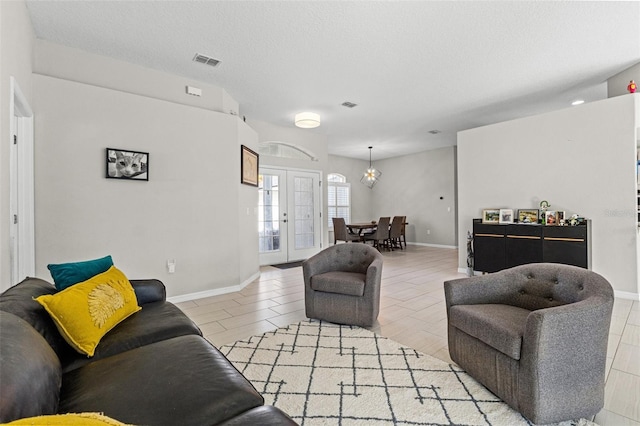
176 245 640 426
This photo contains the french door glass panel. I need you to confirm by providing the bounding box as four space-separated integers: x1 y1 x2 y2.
258 173 280 253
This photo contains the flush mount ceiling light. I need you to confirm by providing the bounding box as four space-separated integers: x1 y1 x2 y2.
361 146 382 189
294 112 321 128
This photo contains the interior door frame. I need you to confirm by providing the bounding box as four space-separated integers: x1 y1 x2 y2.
8 76 35 289
258 166 323 265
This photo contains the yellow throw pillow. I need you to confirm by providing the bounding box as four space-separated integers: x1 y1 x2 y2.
6 412 131 425
35 266 141 357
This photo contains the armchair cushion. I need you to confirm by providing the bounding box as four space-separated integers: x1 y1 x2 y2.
311 271 366 296
449 304 530 360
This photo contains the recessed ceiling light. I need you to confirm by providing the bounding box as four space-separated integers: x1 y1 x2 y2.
571 99 585 106
341 101 358 108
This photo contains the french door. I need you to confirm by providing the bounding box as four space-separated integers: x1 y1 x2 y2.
258 168 322 265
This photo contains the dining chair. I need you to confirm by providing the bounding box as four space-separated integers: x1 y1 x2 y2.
389 216 405 250
332 217 361 244
364 217 390 250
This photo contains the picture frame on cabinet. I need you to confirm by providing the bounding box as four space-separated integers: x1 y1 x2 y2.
482 209 500 224
545 210 558 225
517 209 539 224
499 209 514 224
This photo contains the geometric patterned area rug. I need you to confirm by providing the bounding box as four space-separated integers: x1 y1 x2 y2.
219 320 597 426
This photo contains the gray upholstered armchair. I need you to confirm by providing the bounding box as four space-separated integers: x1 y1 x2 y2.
444 263 614 424
303 244 383 327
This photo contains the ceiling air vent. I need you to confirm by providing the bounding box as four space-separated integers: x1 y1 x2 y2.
193 53 220 68
428 130 442 135
341 101 358 108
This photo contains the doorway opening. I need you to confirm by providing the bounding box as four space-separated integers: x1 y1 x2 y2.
8 76 35 290
258 167 322 266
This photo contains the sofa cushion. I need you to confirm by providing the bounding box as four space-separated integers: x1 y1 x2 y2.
35 266 141 356
59 335 264 426
62 300 202 372
217 406 298 426
0 277 78 361
449 304 530 360
311 271 366 296
6 412 127 425
0 312 62 424
47 255 114 291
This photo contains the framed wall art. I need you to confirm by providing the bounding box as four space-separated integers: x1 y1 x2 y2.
482 208 500 224
499 208 514 224
106 148 149 181
517 209 539 224
241 145 259 187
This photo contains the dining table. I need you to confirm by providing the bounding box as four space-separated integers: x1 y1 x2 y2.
346 222 377 241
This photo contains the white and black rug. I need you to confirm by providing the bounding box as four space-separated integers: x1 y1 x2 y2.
220 320 596 426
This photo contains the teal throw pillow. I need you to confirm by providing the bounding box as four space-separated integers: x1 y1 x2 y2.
47 255 114 291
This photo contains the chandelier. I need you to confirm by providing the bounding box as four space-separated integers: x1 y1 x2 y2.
361 146 381 188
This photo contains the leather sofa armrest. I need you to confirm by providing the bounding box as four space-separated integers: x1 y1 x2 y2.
130 279 166 304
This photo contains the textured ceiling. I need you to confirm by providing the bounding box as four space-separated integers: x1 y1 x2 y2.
25 1 640 160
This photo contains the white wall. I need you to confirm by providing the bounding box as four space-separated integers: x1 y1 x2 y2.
458 94 639 297
33 74 259 298
327 147 458 247
34 40 238 116
608 62 640 98
373 147 457 247
0 0 35 287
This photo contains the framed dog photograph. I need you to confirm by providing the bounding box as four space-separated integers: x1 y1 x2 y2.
106 148 149 181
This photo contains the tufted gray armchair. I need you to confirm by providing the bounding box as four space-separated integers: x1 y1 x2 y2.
444 263 614 425
303 244 383 327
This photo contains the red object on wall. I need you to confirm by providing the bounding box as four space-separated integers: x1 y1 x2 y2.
628 80 637 93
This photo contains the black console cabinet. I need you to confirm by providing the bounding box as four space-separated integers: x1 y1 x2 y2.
472 219 591 273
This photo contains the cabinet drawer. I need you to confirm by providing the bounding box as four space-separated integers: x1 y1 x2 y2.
473 223 506 237
543 226 587 240
506 224 542 238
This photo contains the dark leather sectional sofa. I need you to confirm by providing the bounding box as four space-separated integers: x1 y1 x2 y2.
0 277 297 425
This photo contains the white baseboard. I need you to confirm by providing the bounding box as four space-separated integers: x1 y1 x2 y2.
614 290 640 301
167 271 260 304
408 242 458 249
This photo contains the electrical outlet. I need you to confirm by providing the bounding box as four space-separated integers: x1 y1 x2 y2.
167 259 176 274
